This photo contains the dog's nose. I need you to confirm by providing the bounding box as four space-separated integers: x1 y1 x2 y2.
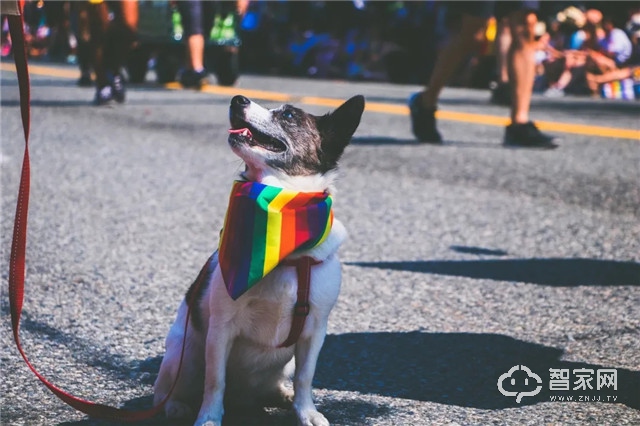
231 95 250 107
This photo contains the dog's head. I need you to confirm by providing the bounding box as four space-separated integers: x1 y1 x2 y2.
228 95 365 191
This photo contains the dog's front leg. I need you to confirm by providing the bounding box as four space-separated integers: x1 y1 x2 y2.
293 326 330 426
194 320 232 426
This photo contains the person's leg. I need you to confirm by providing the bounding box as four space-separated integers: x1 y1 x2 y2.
101 0 138 102
178 0 204 70
178 0 209 87
506 9 536 124
586 50 617 75
592 66 633 84
586 66 634 94
585 71 600 95
87 1 110 89
120 0 138 31
549 51 586 92
421 15 487 108
410 5 489 143
44 0 70 60
73 2 93 86
495 17 510 84
104 1 138 69
503 7 556 147
188 35 205 71
490 16 511 105
84 1 115 105
552 55 572 90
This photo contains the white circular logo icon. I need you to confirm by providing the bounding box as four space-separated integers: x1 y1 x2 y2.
497 365 542 403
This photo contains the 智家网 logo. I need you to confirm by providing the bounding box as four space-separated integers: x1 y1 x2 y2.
497 365 543 403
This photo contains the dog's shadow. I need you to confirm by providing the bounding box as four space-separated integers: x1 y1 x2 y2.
54 355 389 426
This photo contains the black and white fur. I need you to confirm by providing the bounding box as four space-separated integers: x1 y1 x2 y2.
153 95 365 426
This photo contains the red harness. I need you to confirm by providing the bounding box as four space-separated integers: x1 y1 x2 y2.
191 254 321 348
278 256 322 348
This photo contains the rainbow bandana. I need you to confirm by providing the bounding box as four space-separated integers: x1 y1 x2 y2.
218 180 333 300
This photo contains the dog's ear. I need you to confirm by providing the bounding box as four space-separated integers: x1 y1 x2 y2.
329 95 365 141
318 95 365 169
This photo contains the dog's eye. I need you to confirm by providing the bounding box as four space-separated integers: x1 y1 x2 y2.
282 109 294 119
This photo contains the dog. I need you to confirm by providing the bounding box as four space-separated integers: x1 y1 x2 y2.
153 94 365 426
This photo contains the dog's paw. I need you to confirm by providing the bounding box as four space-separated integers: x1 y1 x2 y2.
165 400 194 420
296 409 330 426
196 421 222 426
263 385 294 408
194 413 223 426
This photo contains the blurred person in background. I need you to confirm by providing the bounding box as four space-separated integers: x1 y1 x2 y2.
76 0 138 106
409 1 557 148
176 0 248 88
546 9 633 97
539 7 587 97
585 9 640 97
585 14 632 74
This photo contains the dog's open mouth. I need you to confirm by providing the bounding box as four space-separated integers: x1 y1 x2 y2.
228 119 287 153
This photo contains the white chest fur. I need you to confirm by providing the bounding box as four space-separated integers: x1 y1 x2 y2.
206 219 347 348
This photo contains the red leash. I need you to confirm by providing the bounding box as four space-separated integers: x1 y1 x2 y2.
6 11 192 422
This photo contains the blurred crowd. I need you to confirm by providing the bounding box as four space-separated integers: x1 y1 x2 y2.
533 5 640 99
2 1 639 100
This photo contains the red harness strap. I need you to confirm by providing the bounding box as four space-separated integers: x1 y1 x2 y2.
278 256 322 348
6 11 190 422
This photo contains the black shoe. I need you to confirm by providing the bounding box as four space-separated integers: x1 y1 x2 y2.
77 71 93 87
504 122 558 149
180 69 209 88
94 85 114 106
110 74 126 104
408 93 442 143
111 74 126 103
490 81 511 106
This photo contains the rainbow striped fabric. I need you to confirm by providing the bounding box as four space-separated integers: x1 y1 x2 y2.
601 78 636 100
218 180 333 300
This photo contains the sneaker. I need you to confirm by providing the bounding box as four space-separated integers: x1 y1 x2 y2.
504 122 558 149
490 81 511 106
180 68 209 88
111 74 126 103
77 71 93 87
408 93 442 143
94 85 114 106
543 87 565 98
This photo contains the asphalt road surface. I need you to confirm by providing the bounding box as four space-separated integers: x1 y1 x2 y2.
1 63 639 426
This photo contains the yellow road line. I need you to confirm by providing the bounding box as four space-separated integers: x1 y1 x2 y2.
267 96 638 141
165 82 293 102
534 120 639 140
203 85 292 102
1 62 81 79
3 62 638 141
300 96 345 108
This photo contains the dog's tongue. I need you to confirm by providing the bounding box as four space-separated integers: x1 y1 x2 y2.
228 128 253 137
